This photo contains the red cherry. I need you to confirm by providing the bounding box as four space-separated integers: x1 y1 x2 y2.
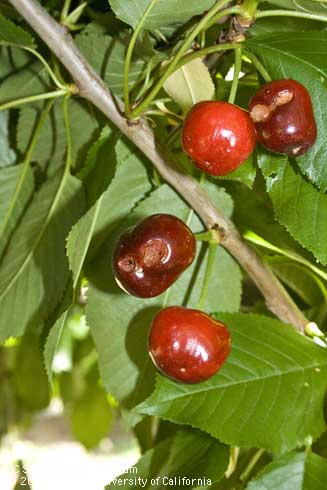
249 79 317 156
181 100 256 176
148 306 231 384
112 214 196 298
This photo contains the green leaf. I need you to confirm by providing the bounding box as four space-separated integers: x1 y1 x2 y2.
137 313 327 453
76 25 147 96
0 170 85 341
246 451 327 490
0 61 50 103
43 285 74 384
0 112 15 168
258 153 327 265
71 382 113 449
226 173 313 258
106 428 229 489
246 32 327 191
108 0 215 30
163 58 215 112
78 127 117 205
219 155 256 189
0 14 35 48
250 15 323 36
0 47 31 81
17 98 98 174
87 180 240 425
44 138 150 384
44 201 105 383
13 334 50 410
0 164 34 258
304 452 327 490
43 131 119 383
269 0 327 17
267 256 325 306
85 138 153 258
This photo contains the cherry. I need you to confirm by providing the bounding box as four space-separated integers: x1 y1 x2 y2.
112 214 196 298
249 79 317 156
148 306 231 384
181 100 256 176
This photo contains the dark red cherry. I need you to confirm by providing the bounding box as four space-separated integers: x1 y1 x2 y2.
182 100 256 176
249 79 317 156
112 214 196 298
148 306 231 384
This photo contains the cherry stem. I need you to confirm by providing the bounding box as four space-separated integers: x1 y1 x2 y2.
228 47 242 104
132 42 240 101
256 9 327 23
195 230 215 242
63 95 73 172
130 0 239 119
124 0 157 118
239 448 265 487
244 51 272 83
198 240 218 310
0 89 68 112
24 47 68 89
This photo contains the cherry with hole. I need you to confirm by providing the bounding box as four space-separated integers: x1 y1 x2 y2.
148 306 231 384
112 214 196 298
249 79 317 156
182 100 256 176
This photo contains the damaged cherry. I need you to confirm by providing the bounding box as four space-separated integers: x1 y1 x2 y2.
112 214 196 298
249 79 317 156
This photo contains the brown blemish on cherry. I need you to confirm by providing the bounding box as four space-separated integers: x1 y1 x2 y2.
250 89 293 123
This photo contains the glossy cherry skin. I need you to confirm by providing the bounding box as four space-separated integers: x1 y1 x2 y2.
249 79 317 156
182 101 256 176
148 306 231 384
112 214 196 298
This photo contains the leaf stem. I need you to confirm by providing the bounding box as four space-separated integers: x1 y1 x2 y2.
206 4 242 28
131 44 240 106
240 448 265 486
62 95 73 173
130 1 240 118
174 43 240 71
198 240 218 310
256 9 327 23
228 47 242 104
0 89 68 112
244 231 327 282
244 50 272 83
23 47 68 89
195 231 214 242
124 0 158 118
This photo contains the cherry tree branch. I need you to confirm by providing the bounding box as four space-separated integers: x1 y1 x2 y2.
8 0 308 331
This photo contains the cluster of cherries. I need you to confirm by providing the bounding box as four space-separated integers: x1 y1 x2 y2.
112 79 317 385
182 79 317 176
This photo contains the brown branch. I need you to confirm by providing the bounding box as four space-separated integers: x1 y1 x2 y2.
9 0 308 331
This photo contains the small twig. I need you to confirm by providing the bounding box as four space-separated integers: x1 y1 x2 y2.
8 0 308 331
